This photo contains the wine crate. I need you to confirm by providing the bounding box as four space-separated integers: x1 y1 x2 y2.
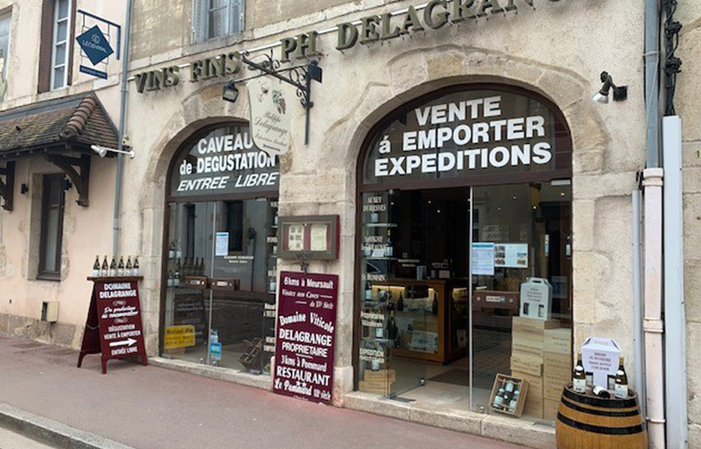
544 374 569 400
511 370 544 419
544 351 571 369
488 373 530 418
511 353 543 377
543 327 572 354
363 369 396 383
512 317 560 335
544 398 560 422
359 380 395 395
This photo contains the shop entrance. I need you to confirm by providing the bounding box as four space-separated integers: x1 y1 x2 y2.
356 85 574 421
160 123 279 375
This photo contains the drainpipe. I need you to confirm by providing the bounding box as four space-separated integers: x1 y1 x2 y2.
643 0 666 448
112 0 133 256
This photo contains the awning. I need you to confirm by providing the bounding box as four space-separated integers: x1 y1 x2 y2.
0 93 119 210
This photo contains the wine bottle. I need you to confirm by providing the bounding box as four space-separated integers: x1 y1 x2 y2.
109 256 117 277
175 242 182 259
168 242 175 259
167 270 174 287
126 257 133 276
614 356 629 399
573 353 586 393
117 257 125 277
133 257 140 276
101 256 109 276
174 266 181 287
93 256 101 278
592 385 611 399
364 281 373 301
397 292 404 311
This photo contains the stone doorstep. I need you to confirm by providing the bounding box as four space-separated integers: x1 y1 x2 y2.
0 402 136 449
149 357 273 390
343 391 556 449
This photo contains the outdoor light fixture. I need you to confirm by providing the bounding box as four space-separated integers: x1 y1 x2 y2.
592 71 628 104
91 144 135 159
222 81 239 103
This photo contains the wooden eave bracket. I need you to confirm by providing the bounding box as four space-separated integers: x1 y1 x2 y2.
44 153 91 207
0 161 14 211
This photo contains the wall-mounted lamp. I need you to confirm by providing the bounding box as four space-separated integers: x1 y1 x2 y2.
64 179 73 191
91 144 135 159
222 81 239 103
592 71 628 103
20 183 28 194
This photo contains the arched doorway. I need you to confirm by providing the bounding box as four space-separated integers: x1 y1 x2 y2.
355 84 573 421
160 122 279 375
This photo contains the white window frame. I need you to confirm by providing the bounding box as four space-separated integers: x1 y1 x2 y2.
0 11 12 100
193 0 245 44
50 0 71 90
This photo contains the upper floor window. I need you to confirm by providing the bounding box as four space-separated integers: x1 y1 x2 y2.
0 12 12 100
51 0 71 90
38 0 74 93
192 0 244 44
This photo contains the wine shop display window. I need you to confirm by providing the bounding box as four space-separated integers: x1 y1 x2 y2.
162 123 279 375
356 85 574 423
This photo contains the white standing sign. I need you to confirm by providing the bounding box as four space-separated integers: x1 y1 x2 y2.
581 337 621 389
248 78 292 157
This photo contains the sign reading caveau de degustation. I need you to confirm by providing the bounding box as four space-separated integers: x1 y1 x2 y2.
362 88 570 186
273 271 338 404
134 0 572 94
170 124 279 198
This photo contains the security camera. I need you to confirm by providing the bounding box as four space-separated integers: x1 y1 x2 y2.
91 145 135 159
593 71 627 104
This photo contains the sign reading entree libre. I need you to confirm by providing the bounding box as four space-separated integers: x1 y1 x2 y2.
273 271 338 404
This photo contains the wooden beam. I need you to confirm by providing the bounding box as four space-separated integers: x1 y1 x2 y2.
44 154 91 207
0 161 14 211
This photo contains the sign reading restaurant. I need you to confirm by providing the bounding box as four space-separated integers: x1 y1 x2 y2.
134 0 568 93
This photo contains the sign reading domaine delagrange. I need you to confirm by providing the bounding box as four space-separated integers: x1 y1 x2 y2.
134 0 570 94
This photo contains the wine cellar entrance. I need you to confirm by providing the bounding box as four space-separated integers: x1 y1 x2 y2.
355 85 574 422
159 123 279 375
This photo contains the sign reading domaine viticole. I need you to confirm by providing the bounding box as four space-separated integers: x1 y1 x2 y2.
135 0 568 94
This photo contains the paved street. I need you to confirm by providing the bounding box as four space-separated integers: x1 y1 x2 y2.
0 334 524 449
0 424 56 449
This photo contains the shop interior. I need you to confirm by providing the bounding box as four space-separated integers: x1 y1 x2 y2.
358 181 572 420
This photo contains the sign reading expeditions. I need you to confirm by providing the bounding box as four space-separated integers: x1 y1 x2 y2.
170 124 279 198
78 278 148 374
248 78 292 156
362 88 571 187
273 271 339 404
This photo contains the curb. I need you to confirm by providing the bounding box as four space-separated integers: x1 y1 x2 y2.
0 403 136 449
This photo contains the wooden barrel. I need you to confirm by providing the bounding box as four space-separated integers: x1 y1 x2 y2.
556 384 647 449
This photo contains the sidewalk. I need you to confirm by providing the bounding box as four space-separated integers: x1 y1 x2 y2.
0 334 524 449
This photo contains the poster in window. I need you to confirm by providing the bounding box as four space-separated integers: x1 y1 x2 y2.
310 223 328 252
494 243 528 268
287 224 304 251
471 242 495 276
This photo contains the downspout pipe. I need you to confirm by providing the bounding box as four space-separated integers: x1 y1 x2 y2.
643 0 665 448
113 0 133 256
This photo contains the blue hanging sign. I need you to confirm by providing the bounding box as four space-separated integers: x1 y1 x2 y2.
76 25 114 79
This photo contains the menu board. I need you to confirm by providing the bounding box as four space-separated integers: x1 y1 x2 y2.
273 271 338 404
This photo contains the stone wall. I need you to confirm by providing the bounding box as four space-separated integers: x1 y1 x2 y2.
676 1 701 445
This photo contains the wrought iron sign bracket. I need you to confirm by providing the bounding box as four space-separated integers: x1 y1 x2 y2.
44 153 91 207
0 161 15 211
238 51 323 145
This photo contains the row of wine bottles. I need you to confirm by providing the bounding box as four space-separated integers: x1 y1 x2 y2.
92 255 140 277
573 353 628 399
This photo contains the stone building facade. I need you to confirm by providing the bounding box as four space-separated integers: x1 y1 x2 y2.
1 0 700 447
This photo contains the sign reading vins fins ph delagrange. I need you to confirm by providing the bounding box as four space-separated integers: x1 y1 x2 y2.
273 271 339 404
78 278 148 374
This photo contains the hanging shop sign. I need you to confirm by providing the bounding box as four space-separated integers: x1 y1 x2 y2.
274 271 339 404
361 88 571 187
134 0 572 94
248 78 293 156
170 123 279 199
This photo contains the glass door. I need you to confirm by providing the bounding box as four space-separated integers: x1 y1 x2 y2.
469 182 572 421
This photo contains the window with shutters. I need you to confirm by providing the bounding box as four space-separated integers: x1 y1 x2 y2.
38 0 75 93
192 0 245 44
0 12 12 101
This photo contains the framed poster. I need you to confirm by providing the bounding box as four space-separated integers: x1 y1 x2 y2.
278 215 339 260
